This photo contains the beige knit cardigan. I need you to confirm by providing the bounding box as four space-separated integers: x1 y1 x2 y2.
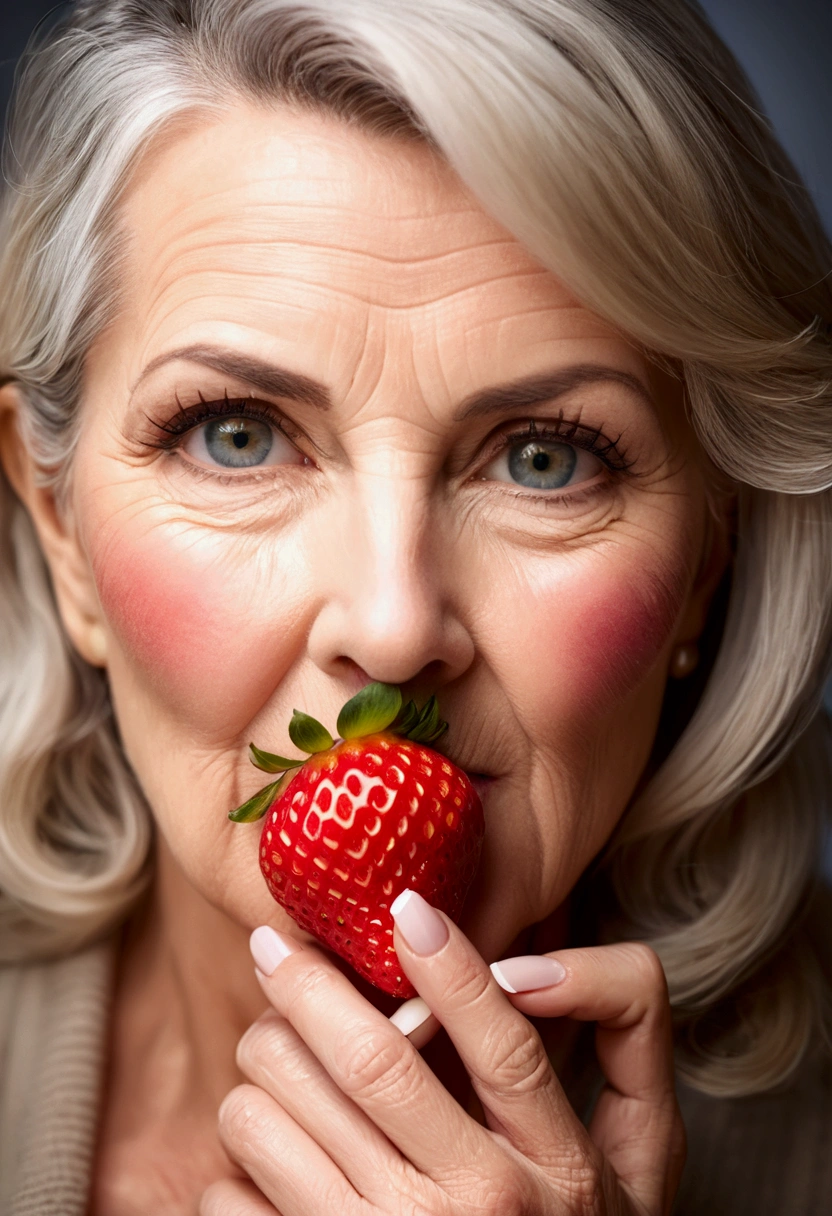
1 941 831 1215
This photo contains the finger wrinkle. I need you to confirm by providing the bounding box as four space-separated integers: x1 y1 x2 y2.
339 1026 425 1108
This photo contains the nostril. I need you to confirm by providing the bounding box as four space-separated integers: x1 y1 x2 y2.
335 659 373 692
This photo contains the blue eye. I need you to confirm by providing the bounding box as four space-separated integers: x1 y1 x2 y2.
507 440 576 489
482 435 602 492
203 417 273 468
181 414 305 471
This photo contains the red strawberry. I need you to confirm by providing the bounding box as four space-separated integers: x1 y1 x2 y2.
229 683 484 998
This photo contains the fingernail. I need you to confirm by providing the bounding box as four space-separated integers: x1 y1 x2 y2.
490 955 566 993
250 926 300 976
390 889 449 956
389 996 432 1037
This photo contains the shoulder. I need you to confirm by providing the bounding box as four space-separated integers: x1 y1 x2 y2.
0 938 114 1072
673 1048 832 1216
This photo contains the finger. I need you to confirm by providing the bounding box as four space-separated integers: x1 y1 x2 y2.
495 943 674 1102
250 926 494 1184
390 890 595 1168
494 942 684 1213
217 1083 361 1216
200 1177 280 1215
236 1008 408 1203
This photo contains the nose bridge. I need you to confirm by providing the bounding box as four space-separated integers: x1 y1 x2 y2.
306 458 474 687
353 466 434 627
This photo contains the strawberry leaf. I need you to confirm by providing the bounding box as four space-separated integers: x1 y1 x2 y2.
337 682 402 740
389 698 419 736
249 743 305 774
228 779 282 823
422 720 448 745
407 694 444 743
289 710 333 754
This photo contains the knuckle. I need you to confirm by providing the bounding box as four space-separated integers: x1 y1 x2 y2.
340 1026 424 1106
437 1161 526 1216
439 952 493 1009
624 941 669 999
478 1167 530 1216
550 1149 604 1214
480 1019 551 1097
284 960 336 1013
235 1011 284 1074
217 1084 272 1150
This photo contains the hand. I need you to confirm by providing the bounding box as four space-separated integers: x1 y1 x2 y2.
201 892 685 1215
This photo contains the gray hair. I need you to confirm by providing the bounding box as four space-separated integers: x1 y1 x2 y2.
1 0 831 1097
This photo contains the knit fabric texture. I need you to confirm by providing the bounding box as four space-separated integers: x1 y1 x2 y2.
0 940 114 1215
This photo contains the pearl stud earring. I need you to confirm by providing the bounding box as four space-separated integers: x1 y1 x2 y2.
669 643 699 679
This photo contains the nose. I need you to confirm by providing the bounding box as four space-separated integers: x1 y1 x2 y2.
305 476 475 691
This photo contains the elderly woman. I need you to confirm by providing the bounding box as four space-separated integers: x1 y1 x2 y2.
0 0 830 1213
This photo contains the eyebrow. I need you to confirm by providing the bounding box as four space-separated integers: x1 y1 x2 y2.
131 347 651 419
131 345 332 410
454 365 653 420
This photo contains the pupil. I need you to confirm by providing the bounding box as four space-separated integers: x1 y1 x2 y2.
233 432 249 449
532 451 550 471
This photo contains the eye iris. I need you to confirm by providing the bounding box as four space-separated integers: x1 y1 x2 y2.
205 417 273 468
508 440 576 489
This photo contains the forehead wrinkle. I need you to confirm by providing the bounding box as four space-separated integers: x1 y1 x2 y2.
136 263 556 319
126 128 483 222
127 175 515 258
133 200 548 275
137 245 541 315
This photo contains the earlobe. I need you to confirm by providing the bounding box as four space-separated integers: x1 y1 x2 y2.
670 490 734 666
0 383 32 506
0 384 109 669
85 623 109 666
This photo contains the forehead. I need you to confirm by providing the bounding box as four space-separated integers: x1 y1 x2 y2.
106 101 643 415
119 101 592 318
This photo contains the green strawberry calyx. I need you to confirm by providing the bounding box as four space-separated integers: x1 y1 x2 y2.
228 682 448 823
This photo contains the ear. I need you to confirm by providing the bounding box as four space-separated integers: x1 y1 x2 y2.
0 384 109 667
671 489 734 656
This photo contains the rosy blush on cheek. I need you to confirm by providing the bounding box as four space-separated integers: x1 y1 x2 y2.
514 556 688 723
568 567 686 696
92 539 304 735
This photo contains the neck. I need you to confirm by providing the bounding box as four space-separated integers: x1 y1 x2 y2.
112 840 268 1115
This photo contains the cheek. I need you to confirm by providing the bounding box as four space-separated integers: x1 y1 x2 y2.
92 536 305 734
568 569 683 699
511 555 687 724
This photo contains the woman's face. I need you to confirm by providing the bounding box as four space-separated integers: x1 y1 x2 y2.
55 105 718 963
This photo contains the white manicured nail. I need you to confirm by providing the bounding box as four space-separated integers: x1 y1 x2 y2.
491 955 566 993
250 926 300 976
389 997 432 1037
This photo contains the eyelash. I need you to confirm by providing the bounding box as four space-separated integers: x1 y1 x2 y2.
143 392 302 450
141 395 634 480
484 413 633 475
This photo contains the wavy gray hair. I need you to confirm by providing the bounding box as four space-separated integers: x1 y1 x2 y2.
1 0 830 1097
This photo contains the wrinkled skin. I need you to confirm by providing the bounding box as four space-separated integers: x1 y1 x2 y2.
0 104 726 1214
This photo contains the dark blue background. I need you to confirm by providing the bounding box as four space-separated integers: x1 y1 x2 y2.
3 0 830 232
